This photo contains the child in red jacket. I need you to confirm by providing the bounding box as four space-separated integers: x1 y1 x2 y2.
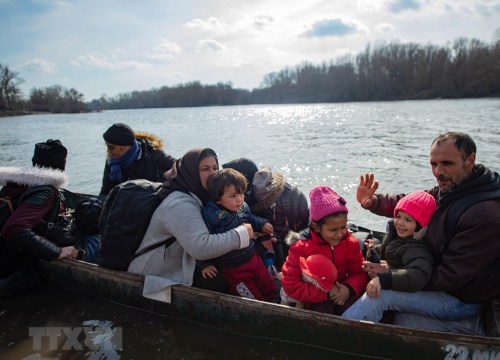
281 185 368 314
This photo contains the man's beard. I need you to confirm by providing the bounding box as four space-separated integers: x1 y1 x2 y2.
437 169 468 195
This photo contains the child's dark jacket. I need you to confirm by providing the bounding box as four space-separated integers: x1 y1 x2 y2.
199 201 268 270
378 231 434 292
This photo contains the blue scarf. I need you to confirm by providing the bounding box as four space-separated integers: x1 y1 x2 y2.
108 140 141 182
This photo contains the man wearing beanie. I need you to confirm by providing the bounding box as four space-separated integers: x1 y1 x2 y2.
343 191 436 322
100 123 176 196
356 131 500 335
0 139 79 297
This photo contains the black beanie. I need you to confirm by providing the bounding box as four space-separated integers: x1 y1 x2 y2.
32 139 68 171
222 158 259 185
103 123 135 146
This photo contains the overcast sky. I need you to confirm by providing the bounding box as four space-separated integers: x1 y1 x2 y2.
1 0 499 101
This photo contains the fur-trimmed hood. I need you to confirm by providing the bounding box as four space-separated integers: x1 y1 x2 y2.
0 166 68 188
285 230 303 247
250 170 286 213
135 132 164 150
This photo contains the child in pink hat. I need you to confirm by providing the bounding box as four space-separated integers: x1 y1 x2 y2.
281 185 367 315
342 191 436 322
280 254 337 308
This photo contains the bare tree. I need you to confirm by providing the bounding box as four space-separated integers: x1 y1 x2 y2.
28 85 86 113
0 63 24 111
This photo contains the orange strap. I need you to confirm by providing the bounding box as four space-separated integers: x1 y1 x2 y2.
0 197 14 214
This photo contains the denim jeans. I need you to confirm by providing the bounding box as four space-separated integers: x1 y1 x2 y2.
392 312 485 336
83 234 101 263
341 290 482 323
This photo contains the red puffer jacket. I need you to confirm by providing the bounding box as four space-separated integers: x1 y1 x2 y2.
282 230 367 303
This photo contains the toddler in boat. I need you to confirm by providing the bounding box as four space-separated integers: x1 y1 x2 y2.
342 191 436 322
199 168 278 302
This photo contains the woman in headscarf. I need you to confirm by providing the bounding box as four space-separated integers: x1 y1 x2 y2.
128 148 254 300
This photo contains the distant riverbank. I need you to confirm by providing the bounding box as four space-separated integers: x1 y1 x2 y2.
0 110 35 117
0 110 98 117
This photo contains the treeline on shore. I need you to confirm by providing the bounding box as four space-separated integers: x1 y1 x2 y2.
1 35 499 115
0 67 86 115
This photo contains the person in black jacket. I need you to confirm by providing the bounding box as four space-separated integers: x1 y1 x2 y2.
0 139 79 296
100 123 176 196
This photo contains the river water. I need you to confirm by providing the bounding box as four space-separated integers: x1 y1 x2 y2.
0 99 499 359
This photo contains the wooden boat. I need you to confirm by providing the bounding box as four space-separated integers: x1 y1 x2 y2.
39 258 500 360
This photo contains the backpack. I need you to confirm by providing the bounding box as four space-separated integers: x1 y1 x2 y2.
73 197 103 235
97 179 176 271
274 182 309 240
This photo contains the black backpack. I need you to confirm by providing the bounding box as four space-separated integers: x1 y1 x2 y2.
97 179 176 271
73 197 103 235
274 182 310 240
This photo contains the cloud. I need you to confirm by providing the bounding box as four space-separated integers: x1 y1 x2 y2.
18 58 57 73
388 0 421 13
185 17 228 33
149 40 182 61
302 18 364 38
253 15 274 29
475 2 500 17
376 22 395 32
70 54 151 70
196 39 227 52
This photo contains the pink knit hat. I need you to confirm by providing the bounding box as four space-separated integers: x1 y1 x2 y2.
300 254 337 292
309 185 348 222
394 191 437 228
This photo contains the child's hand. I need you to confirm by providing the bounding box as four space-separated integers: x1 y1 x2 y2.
328 282 349 306
262 222 273 234
201 265 218 279
357 173 379 208
366 277 381 299
362 260 389 278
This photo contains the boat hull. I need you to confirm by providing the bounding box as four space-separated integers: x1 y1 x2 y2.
38 259 500 360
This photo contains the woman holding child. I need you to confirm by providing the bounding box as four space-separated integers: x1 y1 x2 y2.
127 148 254 300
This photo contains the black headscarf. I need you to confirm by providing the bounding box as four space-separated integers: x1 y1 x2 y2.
162 148 217 205
222 158 258 186
222 157 259 206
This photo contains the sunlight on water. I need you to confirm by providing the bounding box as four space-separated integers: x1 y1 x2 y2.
0 99 498 231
